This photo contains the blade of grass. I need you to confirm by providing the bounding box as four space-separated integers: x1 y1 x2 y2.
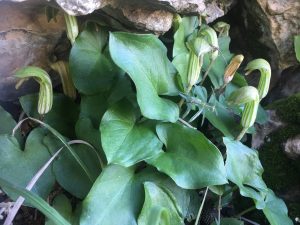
0 177 70 225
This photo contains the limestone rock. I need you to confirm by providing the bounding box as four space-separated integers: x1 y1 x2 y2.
0 2 65 101
284 135 300 160
55 0 236 33
243 0 300 69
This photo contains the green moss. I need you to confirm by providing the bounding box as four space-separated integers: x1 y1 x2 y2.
260 125 300 191
267 93 300 124
259 93 300 220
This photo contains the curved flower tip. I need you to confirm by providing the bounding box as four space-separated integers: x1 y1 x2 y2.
213 22 230 36
245 58 271 100
199 26 219 60
227 86 259 106
15 66 53 115
187 37 211 57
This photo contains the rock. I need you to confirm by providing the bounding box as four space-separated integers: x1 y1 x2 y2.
0 2 65 101
243 0 300 69
265 66 300 104
252 109 285 149
56 0 236 33
284 135 300 160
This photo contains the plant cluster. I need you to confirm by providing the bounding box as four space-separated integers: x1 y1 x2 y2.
0 12 294 225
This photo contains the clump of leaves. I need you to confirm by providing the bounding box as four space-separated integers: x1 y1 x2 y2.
0 10 294 225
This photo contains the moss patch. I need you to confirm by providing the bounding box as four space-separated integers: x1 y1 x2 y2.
259 93 300 220
267 92 300 124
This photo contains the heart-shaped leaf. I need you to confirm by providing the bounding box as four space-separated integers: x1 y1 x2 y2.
69 27 123 95
20 94 79 138
100 100 163 167
138 182 183 225
147 123 227 189
0 128 55 202
224 137 267 209
80 165 141 225
109 32 179 122
262 189 293 225
43 134 102 199
81 165 199 225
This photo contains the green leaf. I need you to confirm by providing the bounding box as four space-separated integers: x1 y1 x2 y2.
20 94 79 137
147 123 227 189
172 53 189 89
173 16 198 57
203 37 233 88
0 105 17 135
138 182 183 225
211 218 244 225
69 27 123 95
256 105 268 125
79 93 109 127
80 165 141 225
223 137 267 209
75 118 104 157
100 100 163 166
45 194 82 225
43 134 101 199
204 95 240 139
0 105 22 143
45 194 72 225
81 165 199 225
27 117 95 188
109 32 179 122
262 189 293 225
0 177 70 225
0 128 55 202
294 35 300 62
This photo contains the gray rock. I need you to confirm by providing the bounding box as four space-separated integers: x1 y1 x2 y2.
284 135 300 160
243 0 300 69
252 110 285 149
56 0 236 33
0 2 65 101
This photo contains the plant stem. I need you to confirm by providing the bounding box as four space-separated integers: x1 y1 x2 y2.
200 59 215 86
178 118 196 129
235 206 256 218
178 84 193 108
235 127 248 141
194 187 209 225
